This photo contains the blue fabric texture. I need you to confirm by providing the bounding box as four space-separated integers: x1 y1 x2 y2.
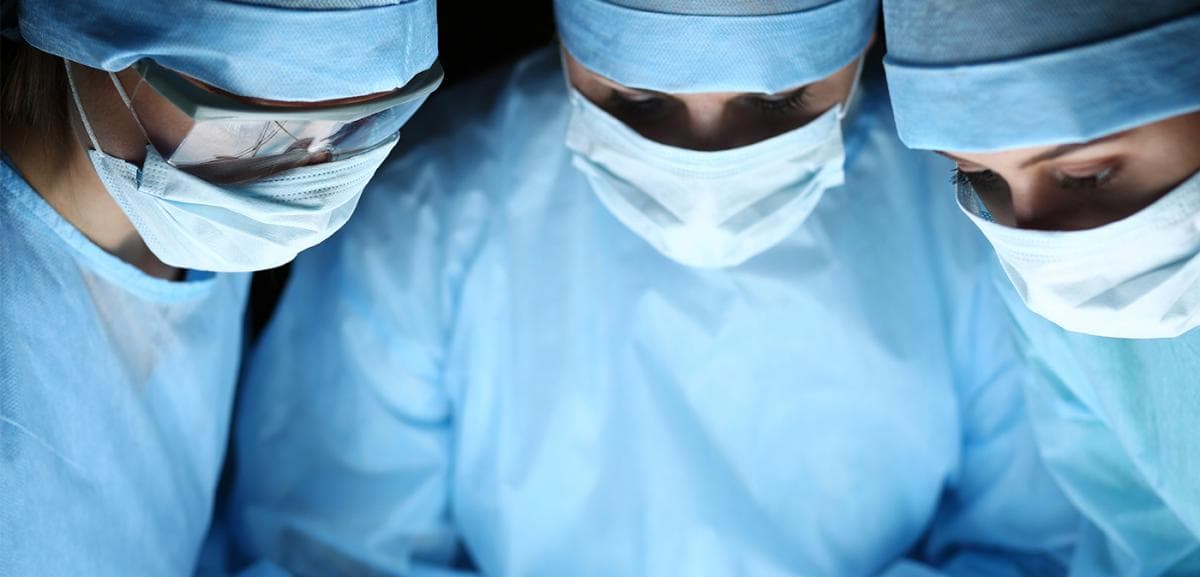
882 0 1200 151
220 49 1079 577
995 272 1200 577
17 0 438 101
555 0 877 93
0 155 251 575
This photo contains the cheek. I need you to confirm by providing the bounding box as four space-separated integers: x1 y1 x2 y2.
809 60 861 108
810 80 850 110
1101 142 1195 213
562 53 614 107
1133 131 1200 188
101 70 193 158
1106 113 1200 202
126 86 195 158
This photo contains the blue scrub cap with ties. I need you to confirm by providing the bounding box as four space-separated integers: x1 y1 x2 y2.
555 0 879 94
15 0 439 102
883 0 1200 151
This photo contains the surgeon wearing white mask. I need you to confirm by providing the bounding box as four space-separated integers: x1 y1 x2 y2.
884 1 1200 575
0 1 439 575
883 0 1200 340
562 48 864 268
224 1 1079 575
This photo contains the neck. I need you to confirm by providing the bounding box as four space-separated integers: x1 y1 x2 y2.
1 119 182 280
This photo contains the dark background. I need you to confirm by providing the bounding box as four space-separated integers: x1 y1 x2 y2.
437 2 556 90
245 1 557 341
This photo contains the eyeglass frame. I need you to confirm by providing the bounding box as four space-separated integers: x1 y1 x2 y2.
129 58 445 122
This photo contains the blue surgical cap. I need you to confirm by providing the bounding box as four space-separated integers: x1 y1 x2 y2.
17 0 438 102
883 0 1200 151
555 0 878 94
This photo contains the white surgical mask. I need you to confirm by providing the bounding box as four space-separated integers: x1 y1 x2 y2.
563 64 860 269
958 171 1200 339
66 64 396 273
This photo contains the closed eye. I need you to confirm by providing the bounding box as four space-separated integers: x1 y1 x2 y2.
1056 166 1117 190
605 90 675 120
951 167 1006 194
743 88 811 117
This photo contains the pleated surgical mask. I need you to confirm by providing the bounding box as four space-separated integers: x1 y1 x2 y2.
959 170 1200 339
563 62 860 269
67 62 397 272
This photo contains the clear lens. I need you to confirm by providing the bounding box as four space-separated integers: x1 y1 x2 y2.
124 70 428 184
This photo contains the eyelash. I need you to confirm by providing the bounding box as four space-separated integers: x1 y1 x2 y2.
605 89 812 121
748 90 810 116
950 167 1116 191
1057 167 1115 190
950 168 1004 189
606 92 671 118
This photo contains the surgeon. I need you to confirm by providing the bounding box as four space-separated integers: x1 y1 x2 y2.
0 1 439 575
225 1 1078 575
882 1 1200 575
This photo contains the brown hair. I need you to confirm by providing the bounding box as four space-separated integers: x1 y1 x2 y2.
1 40 73 162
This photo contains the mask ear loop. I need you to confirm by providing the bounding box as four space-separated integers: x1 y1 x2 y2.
63 59 155 156
106 69 155 147
836 55 867 122
63 59 105 154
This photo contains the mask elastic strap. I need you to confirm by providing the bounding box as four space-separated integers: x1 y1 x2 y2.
63 59 105 153
107 71 155 146
837 55 867 121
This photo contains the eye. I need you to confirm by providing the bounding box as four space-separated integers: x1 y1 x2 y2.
950 167 1005 191
605 90 674 120
1054 165 1117 190
745 89 811 117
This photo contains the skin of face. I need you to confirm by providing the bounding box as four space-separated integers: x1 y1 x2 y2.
562 47 863 151
942 111 1200 231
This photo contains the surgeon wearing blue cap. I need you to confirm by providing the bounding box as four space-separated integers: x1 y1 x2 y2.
224 1 1079 576
0 1 439 575
883 1 1200 575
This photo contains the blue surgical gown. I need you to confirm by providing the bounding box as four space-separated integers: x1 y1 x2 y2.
224 49 1079 577
996 274 1200 577
0 154 250 576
